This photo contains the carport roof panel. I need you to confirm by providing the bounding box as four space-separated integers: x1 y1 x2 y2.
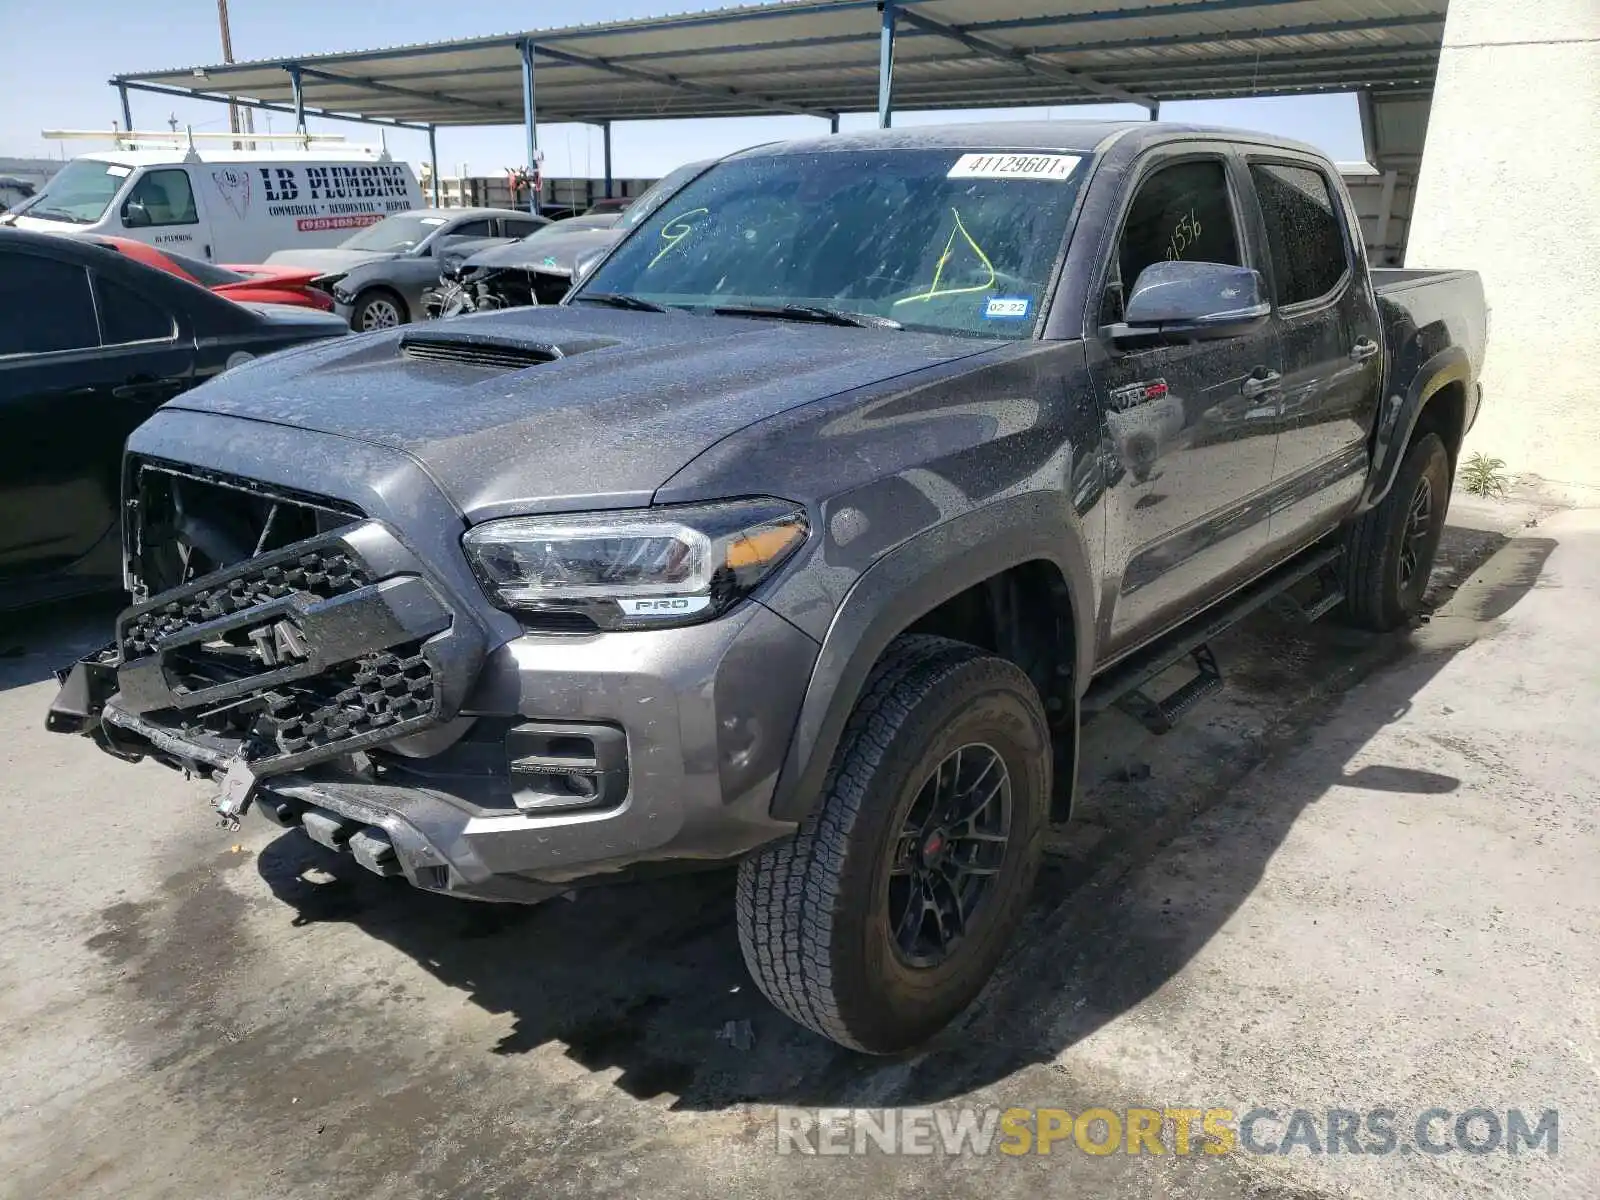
115 0 1446 127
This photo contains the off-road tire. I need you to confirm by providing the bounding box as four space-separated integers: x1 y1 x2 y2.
736 635 1050 1053
1340 431 1451 631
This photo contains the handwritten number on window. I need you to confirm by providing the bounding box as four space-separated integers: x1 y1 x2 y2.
1164 209 1203 262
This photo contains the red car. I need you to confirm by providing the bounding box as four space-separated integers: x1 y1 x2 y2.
91 236 335 312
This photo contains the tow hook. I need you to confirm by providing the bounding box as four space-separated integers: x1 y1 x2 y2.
213 758 261 831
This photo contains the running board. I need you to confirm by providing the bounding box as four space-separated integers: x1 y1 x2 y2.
1112 644 1222 735
1084 542 1344 732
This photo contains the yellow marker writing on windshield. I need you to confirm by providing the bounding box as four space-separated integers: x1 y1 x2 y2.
894 208 997 305
648 207 710 268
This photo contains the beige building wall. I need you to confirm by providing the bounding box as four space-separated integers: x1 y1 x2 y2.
1405 0 1600 488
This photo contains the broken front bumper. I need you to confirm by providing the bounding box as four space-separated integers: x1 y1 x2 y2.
47 520 819 903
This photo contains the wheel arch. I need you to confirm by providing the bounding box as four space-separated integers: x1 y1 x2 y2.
1360 345 1474 511
767 491 1095 824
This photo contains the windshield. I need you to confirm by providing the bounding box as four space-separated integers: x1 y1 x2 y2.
578 148 1086 338
23 158 132 224
338 213 446 252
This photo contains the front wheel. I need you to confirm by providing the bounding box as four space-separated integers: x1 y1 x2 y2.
1339 431 1451 631
351 288 408 331
737 636 1050 1053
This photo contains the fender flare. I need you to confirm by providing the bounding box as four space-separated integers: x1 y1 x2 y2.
766 491 1097 823
1360 345 1472 511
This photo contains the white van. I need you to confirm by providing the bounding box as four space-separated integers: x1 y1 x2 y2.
2 139 424 264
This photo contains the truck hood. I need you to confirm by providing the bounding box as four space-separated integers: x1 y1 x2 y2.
167 305 999 519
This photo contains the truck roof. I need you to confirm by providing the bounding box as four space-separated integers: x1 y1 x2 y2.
66 146 395 167
733 119 1332 164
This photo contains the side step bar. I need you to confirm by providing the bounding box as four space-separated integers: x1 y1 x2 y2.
1083 541 1344 734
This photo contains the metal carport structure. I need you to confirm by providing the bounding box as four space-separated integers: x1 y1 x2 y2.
110 0 1447 208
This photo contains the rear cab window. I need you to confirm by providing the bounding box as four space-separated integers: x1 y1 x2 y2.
1249 161 1350 306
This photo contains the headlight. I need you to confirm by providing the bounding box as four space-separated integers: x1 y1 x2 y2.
462 498 808 630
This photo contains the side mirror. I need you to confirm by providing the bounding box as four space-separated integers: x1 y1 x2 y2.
1113 261 1269 345
121 198 151 229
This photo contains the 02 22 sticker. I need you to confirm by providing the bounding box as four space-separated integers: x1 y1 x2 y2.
985 297 1032 320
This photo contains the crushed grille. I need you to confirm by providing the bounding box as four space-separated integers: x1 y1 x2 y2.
261 649 436 757
122 549 371 660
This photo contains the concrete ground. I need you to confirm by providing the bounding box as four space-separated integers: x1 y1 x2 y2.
0 489 1593 1199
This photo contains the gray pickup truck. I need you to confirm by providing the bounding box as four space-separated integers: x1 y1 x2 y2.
48 122 1487 1055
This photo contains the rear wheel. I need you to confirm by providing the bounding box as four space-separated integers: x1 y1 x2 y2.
1339 431 1451 631
352 288 407 331
736 636 1050 1053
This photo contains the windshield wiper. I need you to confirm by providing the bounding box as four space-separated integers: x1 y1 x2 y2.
572 292 669 313
712 303 902 330
26 207 91 225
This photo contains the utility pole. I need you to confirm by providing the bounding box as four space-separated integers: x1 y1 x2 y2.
216 0 254 149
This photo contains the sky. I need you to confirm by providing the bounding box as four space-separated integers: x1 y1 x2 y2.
0 0 1368 178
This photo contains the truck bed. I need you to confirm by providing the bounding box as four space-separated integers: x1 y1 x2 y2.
1371 266 1488 417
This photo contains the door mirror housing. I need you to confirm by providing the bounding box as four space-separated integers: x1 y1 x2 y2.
1111 261 1269 345
121 198 151 229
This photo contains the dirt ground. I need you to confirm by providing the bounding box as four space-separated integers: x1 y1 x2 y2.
1 489 1593 1199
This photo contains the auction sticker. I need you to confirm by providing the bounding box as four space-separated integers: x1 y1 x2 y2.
948 153 1081 182
985 296 1032 320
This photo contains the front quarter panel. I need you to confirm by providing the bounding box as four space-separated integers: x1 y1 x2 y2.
656 340 1108 823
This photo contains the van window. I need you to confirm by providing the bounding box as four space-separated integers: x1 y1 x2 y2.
17 158 133 225
96 276 177 345
0 251 99 354
125 169 199 228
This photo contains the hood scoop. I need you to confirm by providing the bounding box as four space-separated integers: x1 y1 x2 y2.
398 328 617 372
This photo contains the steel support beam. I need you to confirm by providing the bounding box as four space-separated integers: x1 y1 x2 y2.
286 65 306 133
115 83 133 131
114 79 431 131
878 1 897 129
428 124 440 207
601 120 613 198
292 64 512 119
520 39 539 214
895 6 1157 113
1358 89 1379 166
532 41 836 122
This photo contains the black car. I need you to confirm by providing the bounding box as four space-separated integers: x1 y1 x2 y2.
0 228 348 610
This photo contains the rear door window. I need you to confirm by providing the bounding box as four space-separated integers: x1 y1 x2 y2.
0 251 99 355
1250 163 1348 305
95 275 178 345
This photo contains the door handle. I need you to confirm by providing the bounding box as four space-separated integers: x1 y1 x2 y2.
1240 369 1282 398
1350 338 1380 362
